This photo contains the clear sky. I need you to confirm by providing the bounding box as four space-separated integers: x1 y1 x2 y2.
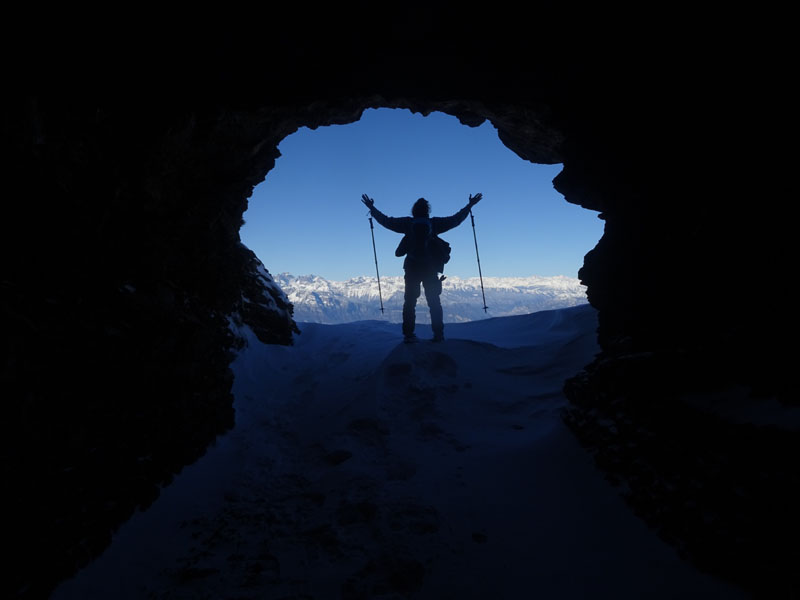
240 108 604 281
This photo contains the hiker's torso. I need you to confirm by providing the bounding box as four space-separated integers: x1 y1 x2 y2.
403 217 436 270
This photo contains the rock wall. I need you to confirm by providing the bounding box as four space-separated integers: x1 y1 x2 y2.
2 96 300 598
2 5 792 598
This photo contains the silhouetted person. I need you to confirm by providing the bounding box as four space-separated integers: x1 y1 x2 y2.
361 193 482 342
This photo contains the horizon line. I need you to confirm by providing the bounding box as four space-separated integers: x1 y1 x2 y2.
271 272 584 281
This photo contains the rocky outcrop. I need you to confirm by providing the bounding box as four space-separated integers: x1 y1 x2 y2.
2 5 791 598
237 246 300 344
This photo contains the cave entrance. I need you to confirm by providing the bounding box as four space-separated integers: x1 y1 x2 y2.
240 108 603 324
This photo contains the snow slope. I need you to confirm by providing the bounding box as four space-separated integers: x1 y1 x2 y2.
51 305 747 599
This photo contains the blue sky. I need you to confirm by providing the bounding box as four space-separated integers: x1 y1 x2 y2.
240 108 604 281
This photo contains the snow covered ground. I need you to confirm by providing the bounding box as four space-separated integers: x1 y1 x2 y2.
51 305 748 599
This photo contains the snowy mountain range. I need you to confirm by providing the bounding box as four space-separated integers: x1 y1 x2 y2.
275 273 589 324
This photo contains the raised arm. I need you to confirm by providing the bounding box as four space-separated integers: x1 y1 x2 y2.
433 193 482 234
361 194 409 234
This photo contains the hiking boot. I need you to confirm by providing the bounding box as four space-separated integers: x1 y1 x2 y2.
431 333 444 343
403 334 419 344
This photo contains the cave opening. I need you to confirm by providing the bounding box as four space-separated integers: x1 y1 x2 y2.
7 10 797 598
239 107 604 324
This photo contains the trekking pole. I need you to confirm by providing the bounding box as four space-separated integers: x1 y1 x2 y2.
368 216 385 314
469 208 489 313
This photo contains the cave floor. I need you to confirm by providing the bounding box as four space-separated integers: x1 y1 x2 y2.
51 306 747 599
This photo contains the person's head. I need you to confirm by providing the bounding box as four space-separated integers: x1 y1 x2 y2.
412 198 430 218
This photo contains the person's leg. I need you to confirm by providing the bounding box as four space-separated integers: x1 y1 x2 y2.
423 271 444 340
403 270 422 338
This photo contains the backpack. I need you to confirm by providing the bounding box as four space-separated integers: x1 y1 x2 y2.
395 217 451 273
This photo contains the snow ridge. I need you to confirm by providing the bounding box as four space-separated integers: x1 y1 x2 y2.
275 273 588 324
